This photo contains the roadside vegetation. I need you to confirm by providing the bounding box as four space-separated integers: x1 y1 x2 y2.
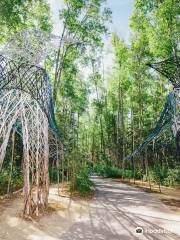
94 164 180 188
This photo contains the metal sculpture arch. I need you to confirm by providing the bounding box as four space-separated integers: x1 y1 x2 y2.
0 30 62 216
125 55 180 160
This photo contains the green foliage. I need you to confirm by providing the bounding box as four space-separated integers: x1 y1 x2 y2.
87 0 179 188
163 169 180 187
135 169 144 180
0 0 179 201
134 0 180 58
49 167 60 183
0 0 52 43
94 163 180 188
0 168 23 195
143 170 159 184
104 166 122 178
94 163 107 176
142 167 180 187
94 164 134 179
53 0 111 104
70 167 94 196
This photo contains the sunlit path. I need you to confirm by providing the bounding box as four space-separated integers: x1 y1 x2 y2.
0 177 180 240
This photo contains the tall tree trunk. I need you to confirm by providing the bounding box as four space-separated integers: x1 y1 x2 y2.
7 130 15 195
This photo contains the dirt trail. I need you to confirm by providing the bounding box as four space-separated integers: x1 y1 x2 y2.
0 176 180 240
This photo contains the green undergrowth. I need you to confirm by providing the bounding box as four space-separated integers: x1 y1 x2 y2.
0 167 23 195
94 164 140 179
144 168 180 187
70 167 95 197
94 163 180 188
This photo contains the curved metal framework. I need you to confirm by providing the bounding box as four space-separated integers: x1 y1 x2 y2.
125 56 180 160
0 30 62 216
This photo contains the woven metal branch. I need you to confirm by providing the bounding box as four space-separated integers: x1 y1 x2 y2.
0 30 63 216
125 56 180 160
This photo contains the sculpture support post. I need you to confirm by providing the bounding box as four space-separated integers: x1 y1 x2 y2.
0 90 50 216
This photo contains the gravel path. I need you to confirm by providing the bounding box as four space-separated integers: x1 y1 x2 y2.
0 176 180 240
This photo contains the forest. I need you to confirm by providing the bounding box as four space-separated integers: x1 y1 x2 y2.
0 0 180 230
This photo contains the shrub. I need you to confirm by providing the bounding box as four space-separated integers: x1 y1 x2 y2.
104 166 122 178
71 168 94 196
143 170 159 184
94 164 136 179
163 169 180 187
123 169 134 179
0 167 23 195
94 163 106 176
